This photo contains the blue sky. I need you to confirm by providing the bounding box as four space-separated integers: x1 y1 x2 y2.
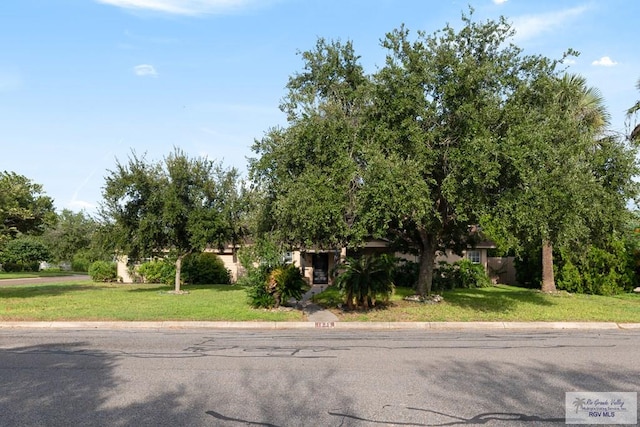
1 0 638 213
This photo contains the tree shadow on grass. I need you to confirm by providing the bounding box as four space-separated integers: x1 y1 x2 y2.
0 284 112 299
443 286 555 314
126 284 245 293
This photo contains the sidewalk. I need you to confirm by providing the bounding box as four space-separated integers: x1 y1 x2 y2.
1 321 639 330
296 284 340 323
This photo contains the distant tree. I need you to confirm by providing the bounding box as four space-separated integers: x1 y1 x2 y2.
43 209 105 268
0 236 50 272
0 171 55 244
100 148 244 292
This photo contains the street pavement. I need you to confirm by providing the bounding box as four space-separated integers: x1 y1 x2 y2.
1 328 638 426
0 274 90 286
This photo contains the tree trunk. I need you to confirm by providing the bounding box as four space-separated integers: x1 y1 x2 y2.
174 255 183 293
541 239 556 293
416 232 436 297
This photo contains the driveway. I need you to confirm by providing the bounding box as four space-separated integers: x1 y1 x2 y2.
0 275 90 286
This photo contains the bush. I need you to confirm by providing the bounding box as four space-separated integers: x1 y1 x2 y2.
71 251 91 272
267 264 308 307
244 263 309 309
393 259 419 289
1 261 40 272
137 259 175 285
0 237 50 272
182 252 231 285
432 259 491 292
557 239 635 295
88 261 117 282
243 265 275 308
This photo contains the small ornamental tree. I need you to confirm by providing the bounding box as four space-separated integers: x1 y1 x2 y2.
100 148 244 293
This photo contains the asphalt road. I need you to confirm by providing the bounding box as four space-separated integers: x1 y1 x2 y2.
1 328 638 426
0 274 90 286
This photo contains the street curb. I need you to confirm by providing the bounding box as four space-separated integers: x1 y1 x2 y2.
0 321 638 330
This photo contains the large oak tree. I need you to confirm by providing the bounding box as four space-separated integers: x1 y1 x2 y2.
250 12 638 297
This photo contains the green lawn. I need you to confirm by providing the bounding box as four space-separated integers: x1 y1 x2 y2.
0 281 638 322
313 285 640 323
0 281 304 321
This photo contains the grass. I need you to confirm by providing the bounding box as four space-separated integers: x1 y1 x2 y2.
0 281 304 322
312 285 640 323
0 280 638 323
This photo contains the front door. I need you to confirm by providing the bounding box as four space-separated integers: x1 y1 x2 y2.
312 253 329 284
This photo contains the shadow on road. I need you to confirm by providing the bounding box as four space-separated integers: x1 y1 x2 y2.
0 342 200 425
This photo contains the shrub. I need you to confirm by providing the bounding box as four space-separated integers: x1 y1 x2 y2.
334 254 395 309
557 239 635 295
238 237 306 309
0 237 50 271
71 251 92 272
243 265 275 308
182 252 231 285
137 259 175 285
432 259 491 292
393 259 418 289
1 261 40 272
244 263 309 309
266 264 308 307
88 261 117 282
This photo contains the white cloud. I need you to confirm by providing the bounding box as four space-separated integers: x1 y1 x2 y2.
133 64 158 77
591 56 618 67
493 0 508 4
511 5 589 41
96 0 256 16
67 199 96 211
562 58 576 65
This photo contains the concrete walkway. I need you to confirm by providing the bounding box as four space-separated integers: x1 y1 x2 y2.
296 284 339 323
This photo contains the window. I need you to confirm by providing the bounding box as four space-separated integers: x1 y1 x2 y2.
466 250 481 264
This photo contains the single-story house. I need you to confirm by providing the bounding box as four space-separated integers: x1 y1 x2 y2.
116 238 516 285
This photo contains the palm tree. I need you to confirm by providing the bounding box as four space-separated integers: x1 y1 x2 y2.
540 74 610 293
559 74 610 131
627 78 640 141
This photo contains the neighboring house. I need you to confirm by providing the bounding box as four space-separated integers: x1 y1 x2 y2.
116 239 516 285
116 244 243 284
